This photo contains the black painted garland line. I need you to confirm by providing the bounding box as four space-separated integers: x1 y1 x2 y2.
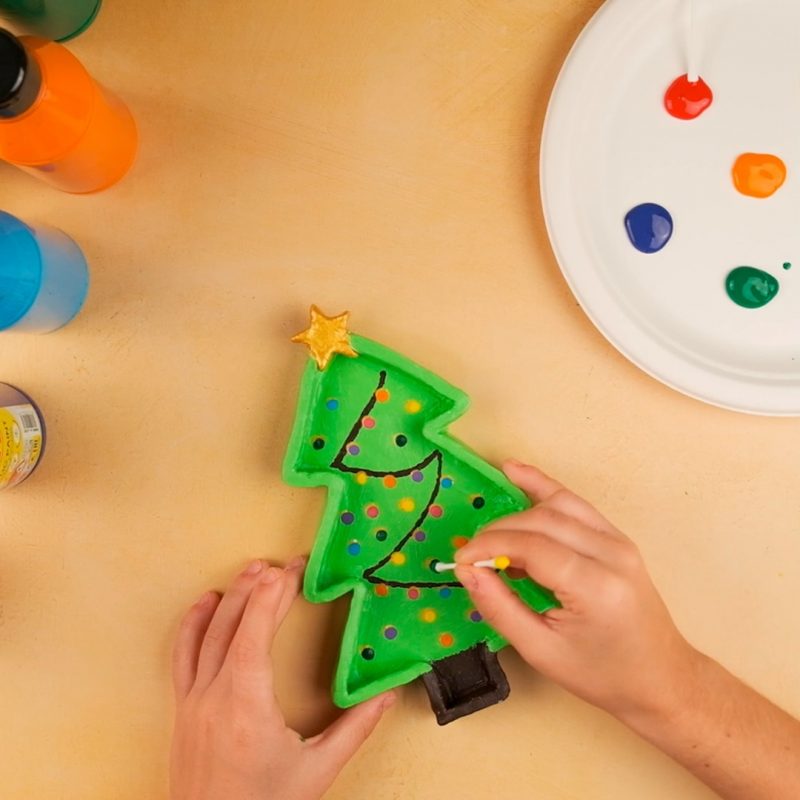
330 370 387 471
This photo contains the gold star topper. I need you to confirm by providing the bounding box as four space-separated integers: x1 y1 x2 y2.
291 305 358 370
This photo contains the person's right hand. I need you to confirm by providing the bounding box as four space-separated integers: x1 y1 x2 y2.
454 459 701 725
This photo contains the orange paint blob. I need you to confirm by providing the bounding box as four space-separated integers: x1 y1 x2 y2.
375 388 390 403
374 584 389 597
439 632 455 647
732 153 787 198
451 535 469 549
383 475 397 489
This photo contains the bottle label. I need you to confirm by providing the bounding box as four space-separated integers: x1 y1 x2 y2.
0 403 44 490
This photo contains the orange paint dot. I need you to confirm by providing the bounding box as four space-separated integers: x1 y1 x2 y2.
398 497 415 512
732 153 787 198
375 388 390 403
375 583 389 597
439 632 454 647
404 399 421 414
383 475 397 489
390 552 407 566
451 535 469 549
355 471 368 485
420 608 437 623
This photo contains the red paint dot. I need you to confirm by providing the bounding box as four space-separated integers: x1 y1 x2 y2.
407 588 420 600
366 504 379 519
362 416 376 429
383 475 397 489
439 632 454 647
375 584 389 597
375 388 390 403
429 504 443 518
664 74 713 120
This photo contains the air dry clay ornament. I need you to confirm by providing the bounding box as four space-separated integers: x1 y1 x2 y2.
283 305 557 724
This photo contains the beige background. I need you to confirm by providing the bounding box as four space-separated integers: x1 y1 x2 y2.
2 1 799 798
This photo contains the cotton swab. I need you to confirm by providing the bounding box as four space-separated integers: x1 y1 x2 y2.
686 0 699 83
434 556 511 573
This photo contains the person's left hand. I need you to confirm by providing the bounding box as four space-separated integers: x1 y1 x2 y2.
170 558 395 800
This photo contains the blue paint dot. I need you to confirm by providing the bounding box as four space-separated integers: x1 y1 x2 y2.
326 398 339 410
439 587 452 598
341 511 355 525
624 203 674 254
347 541 361 555
441 477 453 489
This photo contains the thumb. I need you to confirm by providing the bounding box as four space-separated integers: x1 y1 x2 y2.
455 565 554 667
311 691 395 769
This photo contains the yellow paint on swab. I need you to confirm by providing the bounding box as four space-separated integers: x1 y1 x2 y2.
433 556 510 573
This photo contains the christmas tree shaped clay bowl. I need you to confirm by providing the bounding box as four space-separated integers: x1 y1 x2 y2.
284 307 557 723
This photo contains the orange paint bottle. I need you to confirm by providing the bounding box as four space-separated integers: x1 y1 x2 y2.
0 28 137 193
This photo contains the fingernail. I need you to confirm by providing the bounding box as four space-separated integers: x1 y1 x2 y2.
285 556 306 571
243 560 263 576
261 567 281 584
455 565 479 591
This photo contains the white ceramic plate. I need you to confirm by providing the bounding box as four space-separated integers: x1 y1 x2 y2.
541 0 800 415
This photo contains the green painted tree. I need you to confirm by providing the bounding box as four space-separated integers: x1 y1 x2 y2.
284 307 556 722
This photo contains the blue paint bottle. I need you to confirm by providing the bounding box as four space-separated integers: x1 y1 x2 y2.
0 210 89 333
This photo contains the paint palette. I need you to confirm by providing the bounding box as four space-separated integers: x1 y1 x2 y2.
541 0 800 415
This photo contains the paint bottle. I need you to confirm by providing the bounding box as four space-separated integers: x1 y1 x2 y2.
0 0 101 42
0 383 45 489
0 27 137 193
0 210 89 332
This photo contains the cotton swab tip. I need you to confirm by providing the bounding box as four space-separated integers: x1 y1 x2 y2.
433 556 511 573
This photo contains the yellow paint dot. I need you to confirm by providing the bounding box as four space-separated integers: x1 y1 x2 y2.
390 552 406 566
355 471 368 485
398 497 415 512
405 399 421 414
420 608 437 623
495 555 511 570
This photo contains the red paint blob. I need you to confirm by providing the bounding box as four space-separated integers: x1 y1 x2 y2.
664 74 713 120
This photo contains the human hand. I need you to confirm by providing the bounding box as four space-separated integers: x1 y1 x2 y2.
454 460 700 725
170 558 395 800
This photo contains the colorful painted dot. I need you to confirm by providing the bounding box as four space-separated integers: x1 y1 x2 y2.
311 436 325 450
390 552 407 566
375 388 390 403
451 535 469 549
355 471 368 485
732 153 787 199
469 610 483 623
625 203 673 254
361 646 375 660
347 541 361 556
429 504 443 518
375 528 388 542
405 399 421 414
664 74 713 120
472 495 486 509
340 511 355 525
383 475 397 488
325 399 339 411
398 497 415 512
347 443 360 456
383 626 398 640
411 470 424 483
394 434 408 447
413 529 426 542
362 416 376 429
420 608 437 623
726 266 780 309
375 583 389 597
439 633 455 647
366 504 380 519
441 477 453 489
784 262 793 271
439 587 452 598
407 588 420 600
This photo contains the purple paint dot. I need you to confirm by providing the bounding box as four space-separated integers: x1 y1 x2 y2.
469 610 482 622
414 529 426 542
384 626 398 640
411 470 424 482
341 511 355 525
347 443 360 456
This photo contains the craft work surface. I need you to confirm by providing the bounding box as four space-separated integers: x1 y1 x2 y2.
542 0 800 415
2 2 799 799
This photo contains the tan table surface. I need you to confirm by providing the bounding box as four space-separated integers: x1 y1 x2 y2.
3 1 799 798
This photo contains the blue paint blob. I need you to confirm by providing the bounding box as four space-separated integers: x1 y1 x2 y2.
347 541 361 555
439 587 452 598
441 477 453 489
326 398 339 410
625 203 674 254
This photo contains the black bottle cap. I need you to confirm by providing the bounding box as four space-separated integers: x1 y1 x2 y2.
0 28 40 118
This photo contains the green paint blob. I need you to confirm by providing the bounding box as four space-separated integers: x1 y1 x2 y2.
725 266 780 309
784 262 792 270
